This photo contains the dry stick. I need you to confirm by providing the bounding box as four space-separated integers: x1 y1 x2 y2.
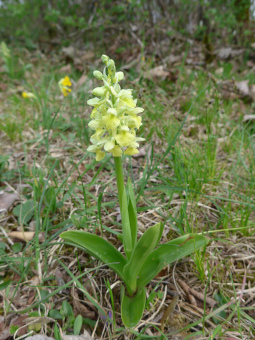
179 279 217 308
160 295 179 331
179 279 197 307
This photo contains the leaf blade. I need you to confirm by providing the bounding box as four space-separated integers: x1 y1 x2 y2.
121 287 146 328
121 188 133 259
126 177 137 248
123 222 163 293
60 231 129 289
137 234 208 289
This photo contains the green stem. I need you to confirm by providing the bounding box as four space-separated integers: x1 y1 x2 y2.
114 156 125 211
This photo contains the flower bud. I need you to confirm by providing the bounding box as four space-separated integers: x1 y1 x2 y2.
101 54 109 64
116 72 124 81
92 87 105 97
107 59 115 69
93 70 103 80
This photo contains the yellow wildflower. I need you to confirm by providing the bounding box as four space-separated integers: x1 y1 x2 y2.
58 76 72 97
87 55 145 161
22 92 37 99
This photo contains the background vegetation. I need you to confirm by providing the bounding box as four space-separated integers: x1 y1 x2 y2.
0 0 255 339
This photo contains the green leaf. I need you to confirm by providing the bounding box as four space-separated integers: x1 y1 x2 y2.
121 287 146 328
73 314 83 335
45 187 57 213
83 317 96 327
54 322 62 340
60 230 130 291
12 242 23 254
121 188 133 259
126 177 137 248
10 325 19 334
0 242 6 250
0 242 6 255
62 301 73 317
13 199 35 225
137 234 208 289
39 289 50 303
0 279 11 291
48 309 63 320
123 222 163 293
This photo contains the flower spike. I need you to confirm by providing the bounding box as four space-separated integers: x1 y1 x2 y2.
87 55 145 160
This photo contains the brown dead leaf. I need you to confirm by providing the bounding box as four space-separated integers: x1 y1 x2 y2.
250 84 255 100
217 47 243 60
29 276 40 286
235 80 250 97
0 82 7 91
243 115 255 122
71 287 96 319
215 67 224 75
217 47 232 60
77 73 88 86
27 289 36 305
247 60 255 68
0 330 10 340
163 54 181 65
59 64 72 73
80 51 94 62
0 191 19 212
8 231 35 242
145 65 169 80
62 46 76 60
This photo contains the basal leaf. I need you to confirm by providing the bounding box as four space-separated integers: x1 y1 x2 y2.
126 177 137 248
13 199 35 225
60 231 130 290
123 222 163 293
121 188 133 259
137 234 208 289
73 314 83 335
121 286 146 328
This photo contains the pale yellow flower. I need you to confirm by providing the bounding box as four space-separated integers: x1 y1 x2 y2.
96 149 105 161
124 147 139 156
101 114 120 131
87 55 145 161
115 131 135 147
111 145 122 157
58 76 72 97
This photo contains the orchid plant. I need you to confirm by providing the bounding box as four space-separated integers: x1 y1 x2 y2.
60 55 208 328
